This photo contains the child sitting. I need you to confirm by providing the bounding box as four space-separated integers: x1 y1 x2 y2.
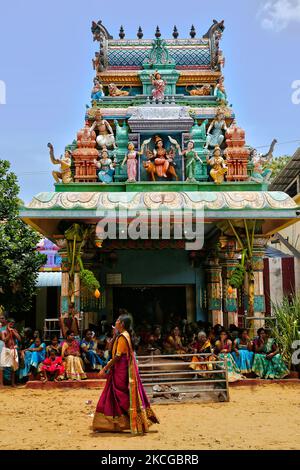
40 350 65 382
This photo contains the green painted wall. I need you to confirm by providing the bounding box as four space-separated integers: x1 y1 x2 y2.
99 249 206 320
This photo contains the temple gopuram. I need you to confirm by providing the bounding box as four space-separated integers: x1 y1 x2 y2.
21 20 299 331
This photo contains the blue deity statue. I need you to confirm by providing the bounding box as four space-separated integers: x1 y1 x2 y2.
94 147 115 183
205 108 228 149
91 77 105 102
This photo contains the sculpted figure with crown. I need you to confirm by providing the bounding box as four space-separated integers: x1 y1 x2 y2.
143 135 177 180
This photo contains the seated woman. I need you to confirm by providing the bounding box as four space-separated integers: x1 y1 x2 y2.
144 326 164 356
80 329 107 371
252 328 289 379
23 336 46 376
18 327 34 381
214 331 244 382
61 330 87 381
232 329 254 374
163 326 187 355
40 350 65 382
46 334 61 357
189 331 215 376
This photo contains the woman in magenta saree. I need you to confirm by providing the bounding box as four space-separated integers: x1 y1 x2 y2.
92 314 159 435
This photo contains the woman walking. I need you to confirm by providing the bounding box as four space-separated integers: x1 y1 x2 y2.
92 314 159 435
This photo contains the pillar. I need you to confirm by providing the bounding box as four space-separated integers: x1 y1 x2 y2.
74 272 81 313
251 238 268 332
206 255 223 325
186 285 196 323
219 236 239 327
55 237 70 315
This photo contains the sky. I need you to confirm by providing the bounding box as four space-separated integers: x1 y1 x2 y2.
0 0 299 202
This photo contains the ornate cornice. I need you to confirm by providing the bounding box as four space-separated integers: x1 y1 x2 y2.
178 71 221 85
98 71 141 86
97 70 221 87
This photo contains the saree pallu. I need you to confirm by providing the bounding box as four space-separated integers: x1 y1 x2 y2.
19 350 32 379
252 338 289 379
189 341 215 373
218 353 244 382
93 333 159 435
232 349 254 374
64 355 87 380
252 353 289 379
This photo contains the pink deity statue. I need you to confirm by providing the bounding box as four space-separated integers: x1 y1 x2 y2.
150 71 166 101
122 143 141 182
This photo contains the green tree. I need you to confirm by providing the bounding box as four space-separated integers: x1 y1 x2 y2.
0 160 46 313
269 155 292 182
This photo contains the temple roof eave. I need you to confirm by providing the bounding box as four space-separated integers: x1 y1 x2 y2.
20 190 300 239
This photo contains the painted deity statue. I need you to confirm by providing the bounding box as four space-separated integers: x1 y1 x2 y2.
91 77 105 101
150 71 166 102
250 139 277 183
94 146 115 183
142 135 178 181
108 83 130 97
90 109 117 149
169 137 203 183
183 141 203 182
145 135 175 178
48 142 73 184
205 108 228 149
206 145 227 184
214 76 227 105
186 85 211 96
121 143 142 182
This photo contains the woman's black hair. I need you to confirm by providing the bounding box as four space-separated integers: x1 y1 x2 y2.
118 314 132 333
65 330 74 338
257 327 266 336
118 314 136 347
83 328 92 337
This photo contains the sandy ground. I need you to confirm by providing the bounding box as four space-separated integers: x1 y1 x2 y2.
0 384 299 450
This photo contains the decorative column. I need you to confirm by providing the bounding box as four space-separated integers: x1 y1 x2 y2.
205 254 223 325
219 236 239 327
74 272 81 313
251 237 268 332
54 237 69 315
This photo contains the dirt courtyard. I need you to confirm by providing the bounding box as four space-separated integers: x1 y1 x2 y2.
0 384 299 450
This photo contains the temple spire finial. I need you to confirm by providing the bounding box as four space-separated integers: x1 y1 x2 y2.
137 26 143 39
173 25 179 39
190 25 196 38
155 26 161 38
119 25 125 39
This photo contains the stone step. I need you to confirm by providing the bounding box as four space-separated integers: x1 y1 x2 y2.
25 378 106 390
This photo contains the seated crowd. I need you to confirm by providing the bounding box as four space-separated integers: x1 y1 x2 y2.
0 313 290 385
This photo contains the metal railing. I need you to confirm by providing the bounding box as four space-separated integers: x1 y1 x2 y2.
137 352 229 404
238 315 277 330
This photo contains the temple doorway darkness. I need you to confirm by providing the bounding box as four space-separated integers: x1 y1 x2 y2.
112 286 188 326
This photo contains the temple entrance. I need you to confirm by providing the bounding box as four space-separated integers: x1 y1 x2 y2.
112 286 188 326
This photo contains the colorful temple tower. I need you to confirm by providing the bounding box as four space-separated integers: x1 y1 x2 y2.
21 21 299 331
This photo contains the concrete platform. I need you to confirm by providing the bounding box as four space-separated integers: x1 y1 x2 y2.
24 376 299 390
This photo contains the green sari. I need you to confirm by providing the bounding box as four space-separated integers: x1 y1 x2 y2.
252 338 289 379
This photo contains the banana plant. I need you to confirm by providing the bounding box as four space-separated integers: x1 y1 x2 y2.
64 223 100 301
223 219 257 318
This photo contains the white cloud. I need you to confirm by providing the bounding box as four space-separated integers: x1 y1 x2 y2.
258 0 300 31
